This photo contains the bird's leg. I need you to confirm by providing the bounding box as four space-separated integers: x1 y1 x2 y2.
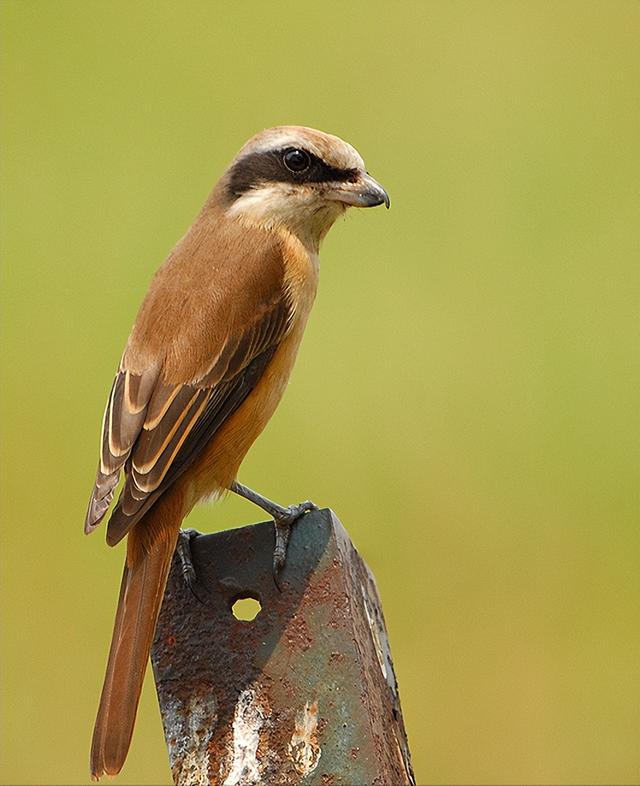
175 528 200 593
230 481 317 581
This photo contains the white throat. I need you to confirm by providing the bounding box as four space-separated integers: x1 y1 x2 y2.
225 183 346 254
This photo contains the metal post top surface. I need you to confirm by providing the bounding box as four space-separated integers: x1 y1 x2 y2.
152 508 414 786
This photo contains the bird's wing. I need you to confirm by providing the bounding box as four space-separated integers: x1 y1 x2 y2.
84 227 293 545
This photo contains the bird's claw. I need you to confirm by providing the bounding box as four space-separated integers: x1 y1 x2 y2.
272 501 317 589
176 528 200 594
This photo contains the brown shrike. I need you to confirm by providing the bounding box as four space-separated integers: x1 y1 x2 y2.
84 125 389 779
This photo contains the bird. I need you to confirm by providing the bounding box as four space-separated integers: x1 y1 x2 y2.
84 125 389 779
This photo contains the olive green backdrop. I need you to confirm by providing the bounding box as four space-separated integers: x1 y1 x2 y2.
1 2 638 784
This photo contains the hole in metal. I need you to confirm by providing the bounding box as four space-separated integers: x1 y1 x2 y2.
231 596 262 621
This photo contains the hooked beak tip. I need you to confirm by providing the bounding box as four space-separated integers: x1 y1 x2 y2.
361 172 390 209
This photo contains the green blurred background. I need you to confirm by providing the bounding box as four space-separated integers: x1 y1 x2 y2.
1 1 639 783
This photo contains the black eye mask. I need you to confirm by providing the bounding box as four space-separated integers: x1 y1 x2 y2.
227 147 358 200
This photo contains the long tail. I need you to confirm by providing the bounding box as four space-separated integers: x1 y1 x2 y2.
90 491 182 779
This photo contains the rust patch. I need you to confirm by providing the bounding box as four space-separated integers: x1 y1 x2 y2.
284 612 313 652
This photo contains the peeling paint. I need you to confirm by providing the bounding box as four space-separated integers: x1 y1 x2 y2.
288 700 321 776
163 694 217 786
362 585 388 680
222 688 266 786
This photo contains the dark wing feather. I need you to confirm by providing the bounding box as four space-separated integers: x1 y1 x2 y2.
84 296 290 543
105 346 277 546
85 367 159 533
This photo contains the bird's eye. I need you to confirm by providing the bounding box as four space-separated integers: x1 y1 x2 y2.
283 148 310 173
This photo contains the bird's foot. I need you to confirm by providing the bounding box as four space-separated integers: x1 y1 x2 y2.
228 481 318 589
272 500 317 587
176 528 201 593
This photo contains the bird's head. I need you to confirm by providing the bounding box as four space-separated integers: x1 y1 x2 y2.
216 125 389 250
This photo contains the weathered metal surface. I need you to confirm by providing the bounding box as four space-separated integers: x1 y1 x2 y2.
152 508 414 786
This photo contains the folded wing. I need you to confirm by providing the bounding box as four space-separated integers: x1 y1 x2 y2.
84 232 292 545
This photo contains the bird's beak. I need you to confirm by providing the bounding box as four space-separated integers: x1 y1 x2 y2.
327 172 390 209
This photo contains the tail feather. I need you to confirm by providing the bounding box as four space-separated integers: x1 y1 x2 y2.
90 494 181 779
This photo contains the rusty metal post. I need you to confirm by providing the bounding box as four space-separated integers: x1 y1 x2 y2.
152 508 414 786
